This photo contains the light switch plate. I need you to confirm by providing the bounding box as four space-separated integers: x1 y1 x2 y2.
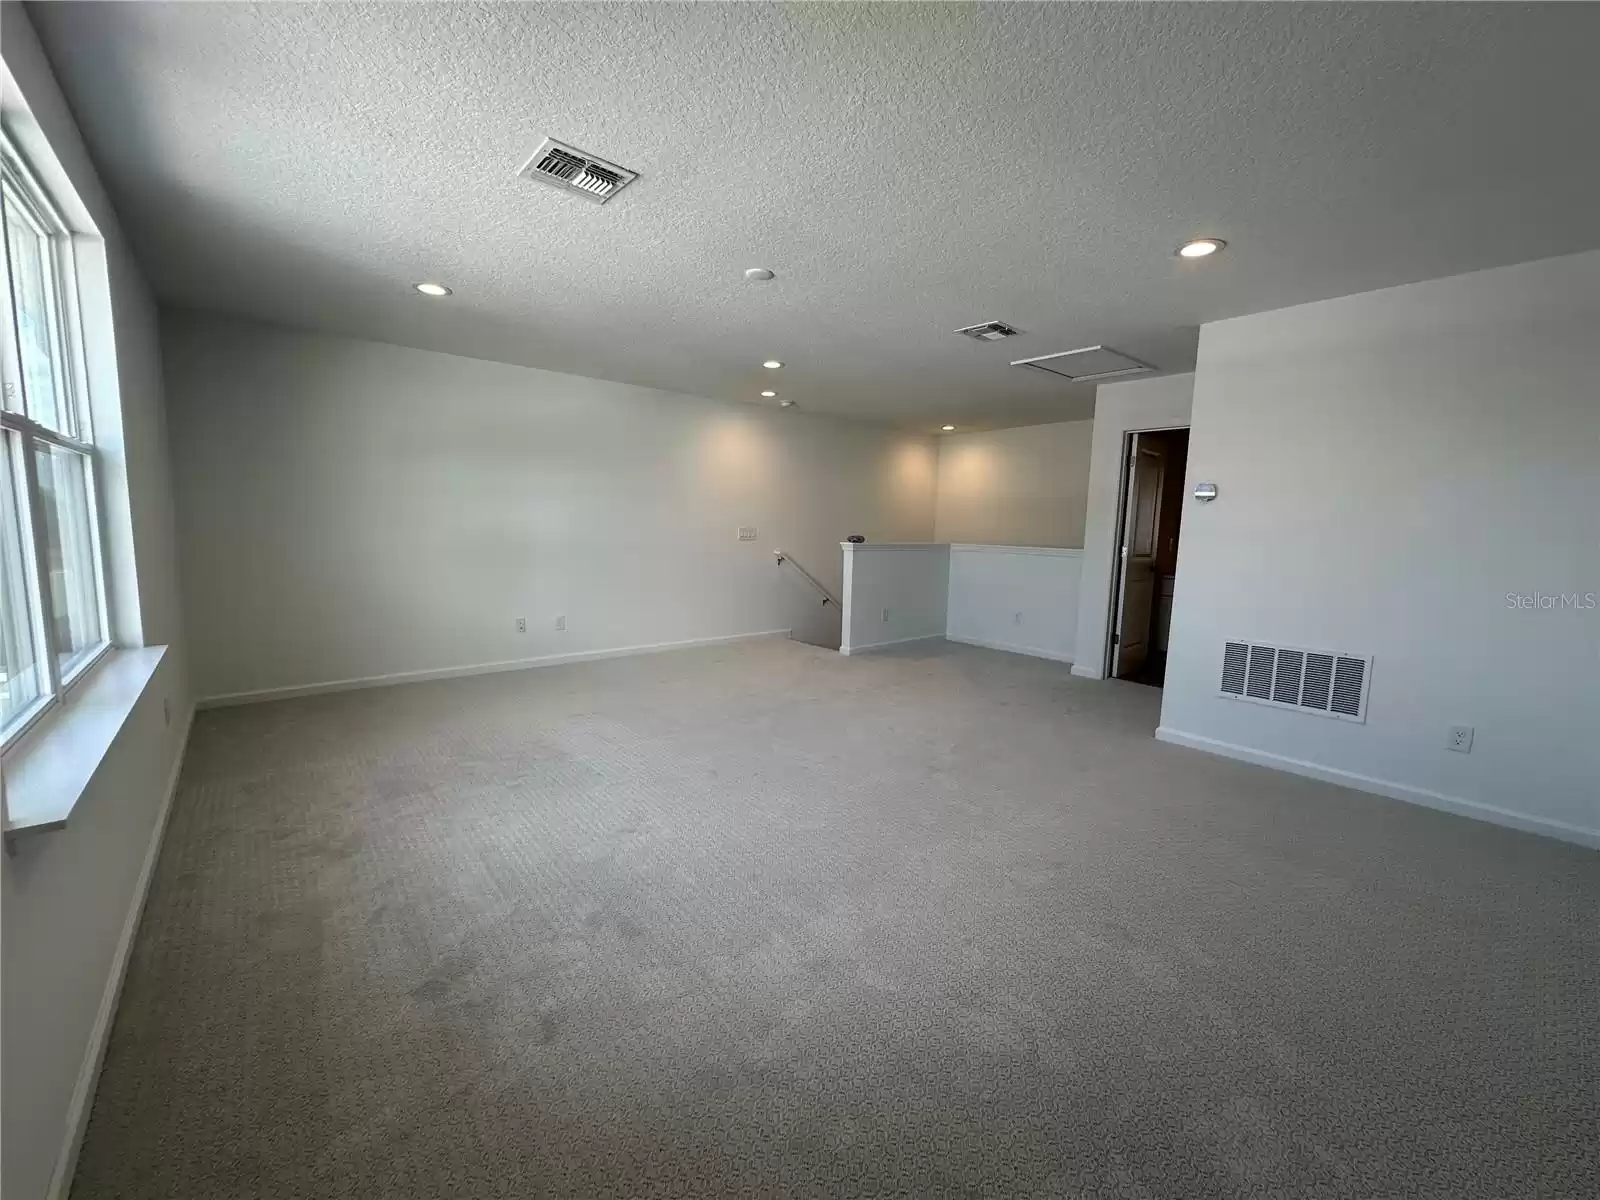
738 527 757 541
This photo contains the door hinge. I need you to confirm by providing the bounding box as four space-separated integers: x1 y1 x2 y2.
1111 634 1120 646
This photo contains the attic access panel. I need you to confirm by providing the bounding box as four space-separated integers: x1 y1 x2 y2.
1010 345 1153 382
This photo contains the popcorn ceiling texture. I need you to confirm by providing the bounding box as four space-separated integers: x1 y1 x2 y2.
74 640 1598 1198
30 1 1600 429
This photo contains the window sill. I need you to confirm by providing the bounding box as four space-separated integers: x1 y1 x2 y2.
3 645 166 841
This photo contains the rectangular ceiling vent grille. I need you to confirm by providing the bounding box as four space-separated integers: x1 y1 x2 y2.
954 320 1022 342
1010 344 1153 382
518 138 638 204
1218 640 1371 723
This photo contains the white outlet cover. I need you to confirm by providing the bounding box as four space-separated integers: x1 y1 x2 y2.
1447 725 1474 753
555 615 566 631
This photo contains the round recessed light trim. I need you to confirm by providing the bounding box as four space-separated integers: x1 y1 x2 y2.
414 282 453 296
779 399 796 408
760 390 777 398
762 360 783 369
744 267 776 282
941 425 956 432
1177 238 1225 259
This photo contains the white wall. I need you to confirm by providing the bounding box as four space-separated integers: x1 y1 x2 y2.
1159 250 1600 846
946 545 1082 663
1073 373 1195 679
934 420 1093 548
163 313 937 701
839 544 950 655
838 542 1083 664
1 7 190 1199
2 655 185 1200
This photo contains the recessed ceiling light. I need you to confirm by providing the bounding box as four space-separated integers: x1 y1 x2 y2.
941 425 956 431
1177 238 1225 259
760 390 776 398
762 360 783 369
744 268 776 282
414 282 452 296
779 399 796 408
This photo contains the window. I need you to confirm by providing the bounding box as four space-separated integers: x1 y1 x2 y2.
1 133 109 746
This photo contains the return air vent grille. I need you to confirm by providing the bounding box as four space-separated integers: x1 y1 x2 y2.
518 138 638 204
1218 640 1370 723
954 320 1022 341
1011 344 1153 382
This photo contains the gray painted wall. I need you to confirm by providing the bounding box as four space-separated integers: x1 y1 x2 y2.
1159 250 1600 844
933 420 1094 549
0 7 190 1198
162 312 938 701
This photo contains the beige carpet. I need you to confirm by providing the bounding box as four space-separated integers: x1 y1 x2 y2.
74 639 1597 1198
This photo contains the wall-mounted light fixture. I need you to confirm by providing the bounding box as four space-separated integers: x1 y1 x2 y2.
1193 482 1218 503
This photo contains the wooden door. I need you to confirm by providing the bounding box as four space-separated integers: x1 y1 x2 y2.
1113 435 1165 677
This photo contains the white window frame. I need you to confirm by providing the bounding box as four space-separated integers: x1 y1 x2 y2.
0 130 112 754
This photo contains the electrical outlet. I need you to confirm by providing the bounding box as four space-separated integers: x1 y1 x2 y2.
1014 611 1023 626
881 607 890 623
515 617 527 633
555 615 566 632
738 526 757 541
1447 725 1474 753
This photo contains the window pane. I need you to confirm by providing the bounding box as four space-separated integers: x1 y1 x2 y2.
0 189 21 416
0 342 19 418
3 180 70 434
1 431 45 731
33 440 103 673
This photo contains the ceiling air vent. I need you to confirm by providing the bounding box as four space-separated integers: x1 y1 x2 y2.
518 138 638 204
954 320 1022 342
1219 640 1371 723
1011 345 1152 382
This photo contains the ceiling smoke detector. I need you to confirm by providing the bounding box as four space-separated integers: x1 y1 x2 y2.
1010 345 1154 382
954 320 1022 342
518 138 638 204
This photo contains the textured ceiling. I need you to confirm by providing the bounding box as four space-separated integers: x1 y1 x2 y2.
27 1 1600 429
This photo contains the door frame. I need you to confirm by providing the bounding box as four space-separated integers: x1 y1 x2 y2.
1101 424 1189 678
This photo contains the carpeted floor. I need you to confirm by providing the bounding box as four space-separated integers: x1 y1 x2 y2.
75 640 1597 1199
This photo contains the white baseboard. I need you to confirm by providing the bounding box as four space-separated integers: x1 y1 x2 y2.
48 706 195 1200
197 630 792 708
839 633 945 657
944 634 1074 664
1070 663 1104 680
1154 726 1600 850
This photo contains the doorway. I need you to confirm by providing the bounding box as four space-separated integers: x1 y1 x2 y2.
1106 427 1189 687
